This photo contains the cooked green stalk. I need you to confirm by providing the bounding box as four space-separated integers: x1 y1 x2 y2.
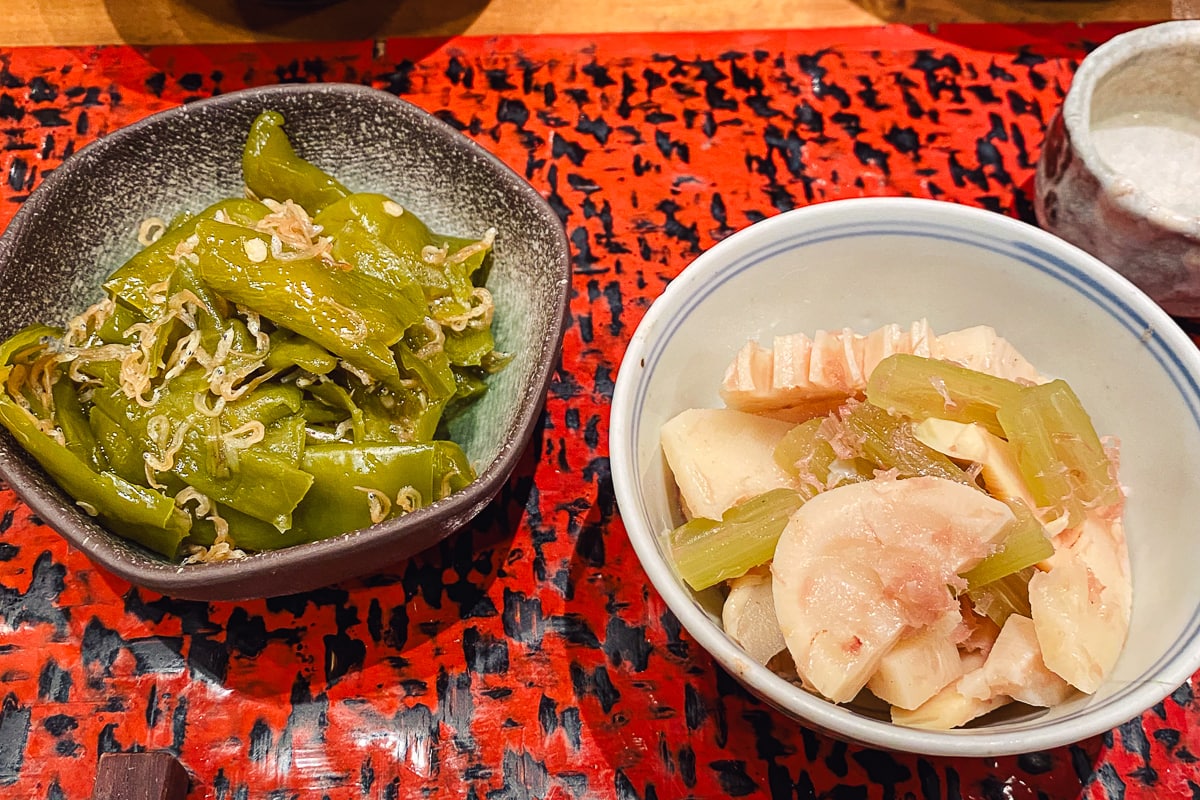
967 568 1036 628
997 379 1121 527
773 417 873 498
961 499 1054 590
843 401 970 482
669 488 804 591
774 418 833 493
866 353 1024 438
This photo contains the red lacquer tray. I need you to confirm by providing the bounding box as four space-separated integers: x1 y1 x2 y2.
0 22 1197 799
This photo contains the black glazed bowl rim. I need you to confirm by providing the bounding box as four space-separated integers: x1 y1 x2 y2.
0 83 570 600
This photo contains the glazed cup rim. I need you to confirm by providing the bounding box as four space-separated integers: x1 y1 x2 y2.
1060 20 1200 238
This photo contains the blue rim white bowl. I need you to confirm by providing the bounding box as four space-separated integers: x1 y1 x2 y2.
610 196 1200 756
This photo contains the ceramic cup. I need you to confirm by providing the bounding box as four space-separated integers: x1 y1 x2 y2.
1036 21 1200 317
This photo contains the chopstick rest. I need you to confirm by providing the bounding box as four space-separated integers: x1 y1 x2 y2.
91 752 189 800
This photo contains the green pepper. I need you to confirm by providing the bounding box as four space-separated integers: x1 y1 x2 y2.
223 383 303 429
172 441 312 532
0 324 58 368
299 399 346 426
315 193 489 307
165 256 245 353
303 377 364 442
444 368 489 421
350 383 447 444
88 405 145 486
411 395 450 442
184 500 314 552
291 441 474 534
326 219 427 322
52 374 105 471
193 219 416 384
242 110 349 213
88 368 312 532
316 193 438 260
396 338 456 401
443 325 495 368
260 415 306 464
0 325 58 419
264 332 339 375
0 380 189 558
93 302 144 346
104 198 269 315
0 110 507 563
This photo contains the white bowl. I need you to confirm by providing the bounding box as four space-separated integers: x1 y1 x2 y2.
610 196 1200 756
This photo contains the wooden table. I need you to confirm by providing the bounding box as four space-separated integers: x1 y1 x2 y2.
0 0 1186 46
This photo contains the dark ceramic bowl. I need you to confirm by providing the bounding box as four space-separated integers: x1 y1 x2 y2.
0 84 570 600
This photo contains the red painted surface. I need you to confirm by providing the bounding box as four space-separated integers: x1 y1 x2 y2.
0 23 1197 799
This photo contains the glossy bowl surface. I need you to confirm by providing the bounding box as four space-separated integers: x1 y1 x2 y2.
1036 21 1200 316
0 83 570 600
610 196 1200 756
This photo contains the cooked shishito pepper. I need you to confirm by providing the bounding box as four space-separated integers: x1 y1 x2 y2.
242 110 350 214
193 219 417 384
0 111 507 562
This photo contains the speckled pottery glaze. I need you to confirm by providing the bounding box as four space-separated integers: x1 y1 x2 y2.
1036 21 1200 316
0 84 570 600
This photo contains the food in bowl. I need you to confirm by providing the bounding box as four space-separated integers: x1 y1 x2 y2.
611 197 1200 756
660 320 1130 729
0 110 506 563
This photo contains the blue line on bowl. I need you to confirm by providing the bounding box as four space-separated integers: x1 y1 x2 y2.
624 215 1200 730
